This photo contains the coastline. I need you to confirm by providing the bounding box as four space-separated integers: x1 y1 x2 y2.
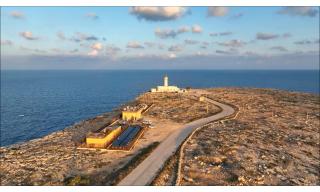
1 87 318 150
1 88 221 185
1 87 319 186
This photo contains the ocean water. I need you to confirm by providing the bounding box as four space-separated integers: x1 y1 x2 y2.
1 70 319 146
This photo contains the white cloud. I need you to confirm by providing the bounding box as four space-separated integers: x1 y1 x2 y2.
168 45 183 52
207 7 229 17
70 32 98 42
294 39 319 45
210 31 233 37
144 42 165 49
209 33 218 37
91 42 103 50
144 42 155 47
270 46 288 52
88 49 99 56
127 41 144 49
218 39 246 47
86 12 99 20
168 53 177 58
177 26 190 33
70 49 79 54
56 31 66 40
216 48 238 55
9 11 24 19
278 7 318 17
256 33 279 40
86 42 103 56
196 51 208 56
155 26 190 39
19 31 39 40
130 6 188 21
155 28 179 39
19 46 47 54
106 45 121 55
155 25 200 38
184 39 199 45
1 40 13 46
192 25 203 33
219 31 233 36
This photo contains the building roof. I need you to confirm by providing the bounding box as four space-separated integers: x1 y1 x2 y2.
122 104 147 112
87 125 121 138
87 132 106 139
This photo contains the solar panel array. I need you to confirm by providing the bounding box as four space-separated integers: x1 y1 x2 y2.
111 126 141 147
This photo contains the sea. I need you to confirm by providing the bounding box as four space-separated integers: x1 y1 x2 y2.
1 70 319 146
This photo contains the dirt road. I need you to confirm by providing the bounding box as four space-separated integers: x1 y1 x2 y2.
118 96 235 186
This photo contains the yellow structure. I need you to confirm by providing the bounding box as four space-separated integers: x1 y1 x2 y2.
199 96 206 102
122 110 142 121
86 125 122 148
122 104 148 121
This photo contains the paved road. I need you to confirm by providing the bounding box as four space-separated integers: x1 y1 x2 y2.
117 96 235 186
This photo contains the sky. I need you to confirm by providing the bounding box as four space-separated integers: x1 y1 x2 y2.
1 6 319 70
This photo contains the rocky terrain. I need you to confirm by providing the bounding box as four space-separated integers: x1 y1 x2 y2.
137 92 221 123
179 88 319 186
1 88 318 186
0 91 219 186
0 111 127 185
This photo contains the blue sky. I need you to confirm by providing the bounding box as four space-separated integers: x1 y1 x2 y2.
1 6 319 69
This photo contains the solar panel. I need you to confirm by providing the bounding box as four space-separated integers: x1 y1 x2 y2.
111 126 141 147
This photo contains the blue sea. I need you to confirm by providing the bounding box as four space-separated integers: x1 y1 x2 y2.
1 70 319 146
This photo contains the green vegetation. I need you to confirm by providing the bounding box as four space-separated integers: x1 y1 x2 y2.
64 175 91 186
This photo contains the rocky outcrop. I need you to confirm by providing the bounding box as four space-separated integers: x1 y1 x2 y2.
180 88 319 185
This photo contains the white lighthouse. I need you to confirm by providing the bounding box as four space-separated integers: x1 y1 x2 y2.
164 75 169 87
150 75 186 93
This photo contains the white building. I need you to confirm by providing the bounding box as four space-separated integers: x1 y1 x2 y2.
150 75 186 93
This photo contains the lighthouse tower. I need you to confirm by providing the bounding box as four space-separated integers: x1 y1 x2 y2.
164 75 168 87
150 74 185 93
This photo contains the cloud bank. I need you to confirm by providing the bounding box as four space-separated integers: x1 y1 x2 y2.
130 7 188 21
278 7 319 17
256 33 279 40
19 31 39 40
2 52 318 70
207 7 229 17
9 11 25 19
127 41 144 49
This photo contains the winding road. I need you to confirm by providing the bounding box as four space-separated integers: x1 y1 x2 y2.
117 95 235 186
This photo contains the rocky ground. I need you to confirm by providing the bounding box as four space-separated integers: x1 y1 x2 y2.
179 88 319 186
151 149 180 186
0 91 218 186
0 111 127 185
137 92 221 123
1 88 318 186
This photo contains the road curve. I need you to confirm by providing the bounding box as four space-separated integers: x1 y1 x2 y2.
117 96 235 186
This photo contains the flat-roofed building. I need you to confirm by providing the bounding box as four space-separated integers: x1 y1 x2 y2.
86 125 122 148
122 104 147 121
